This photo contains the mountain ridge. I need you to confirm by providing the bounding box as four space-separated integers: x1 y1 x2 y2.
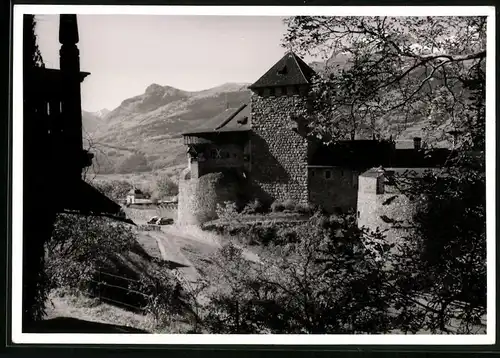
82 82 252 175
82 54 440 176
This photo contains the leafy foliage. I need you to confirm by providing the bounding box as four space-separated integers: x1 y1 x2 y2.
129 263 186 330
241 199 267 215
201 208 486 333
215 201 239 220
388 157 486 334
283 16 486 144
203 213 396 333
45 214 138 294
153 175 179 200
92 179 134 201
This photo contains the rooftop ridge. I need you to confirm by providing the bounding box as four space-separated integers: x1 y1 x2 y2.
215 103 248 131
290 52 310 85
249 51 317 90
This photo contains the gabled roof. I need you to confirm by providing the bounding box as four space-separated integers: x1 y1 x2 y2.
182 103 251 136
249 51 317 90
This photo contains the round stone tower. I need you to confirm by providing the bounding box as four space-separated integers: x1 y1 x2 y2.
177 169 246 226
357 168 425 245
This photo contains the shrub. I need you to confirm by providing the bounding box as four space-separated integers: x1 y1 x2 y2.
92 180 133 201
295 202 314 215
155 175 179 199
202 213 395 334
45 214 137 294
216 201 239 220
241 199 266 215
247 222 279 246
282 198 296 212
270 200 285 212
130 264 186 330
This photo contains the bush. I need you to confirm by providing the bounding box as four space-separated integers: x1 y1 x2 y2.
155 175 179 200
92 180 133 201
202 213 395 334
45 214 137 294
270 200 284 213
294 202 314 215
130 264 186 330
241 199 266 215
282 198 296 212
215 201 239 220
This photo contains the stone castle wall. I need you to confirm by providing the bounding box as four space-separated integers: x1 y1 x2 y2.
309 167 359 213
357 174 420 244
250 93 309 205
177 169 244 226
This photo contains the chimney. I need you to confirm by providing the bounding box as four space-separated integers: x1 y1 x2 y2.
413 137 422 150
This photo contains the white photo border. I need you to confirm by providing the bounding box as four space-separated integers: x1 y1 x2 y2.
11 4 497 345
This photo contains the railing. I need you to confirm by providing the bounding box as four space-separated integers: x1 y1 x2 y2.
88 268 152 312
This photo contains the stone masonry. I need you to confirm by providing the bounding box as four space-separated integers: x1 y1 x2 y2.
250 93 309 205
308 167 360 213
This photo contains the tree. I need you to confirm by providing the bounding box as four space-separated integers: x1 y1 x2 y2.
92 179 134 202
202 214 398 334
46 214 137 293
282 16 486 333
283 16 486 145
153 175 179 200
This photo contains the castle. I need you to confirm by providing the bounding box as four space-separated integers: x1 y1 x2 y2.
177 51 450 238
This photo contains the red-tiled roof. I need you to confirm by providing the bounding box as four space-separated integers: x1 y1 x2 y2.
249 51 317 89
182 103 251 136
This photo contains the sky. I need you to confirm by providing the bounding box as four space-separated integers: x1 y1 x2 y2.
35 15 301 112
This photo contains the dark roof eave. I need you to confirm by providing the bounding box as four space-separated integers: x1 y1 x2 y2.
248 81 311 90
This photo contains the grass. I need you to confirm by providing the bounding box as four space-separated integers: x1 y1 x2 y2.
45 288 194 333
46 288 150 331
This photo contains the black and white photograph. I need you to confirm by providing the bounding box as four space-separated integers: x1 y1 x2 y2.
11 5 495 345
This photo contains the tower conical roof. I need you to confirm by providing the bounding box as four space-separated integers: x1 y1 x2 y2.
249 51 317 90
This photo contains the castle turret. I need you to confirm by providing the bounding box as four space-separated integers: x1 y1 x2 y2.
248 51 316 206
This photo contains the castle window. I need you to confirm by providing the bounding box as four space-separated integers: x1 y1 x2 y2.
210 149 217 159
275 87 283 96
325 170 331 179
263 88 270 97
269 88 275 97
357 211 360 218
311 169 315 177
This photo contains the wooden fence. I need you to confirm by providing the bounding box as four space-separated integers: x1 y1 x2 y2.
89 268 152 312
